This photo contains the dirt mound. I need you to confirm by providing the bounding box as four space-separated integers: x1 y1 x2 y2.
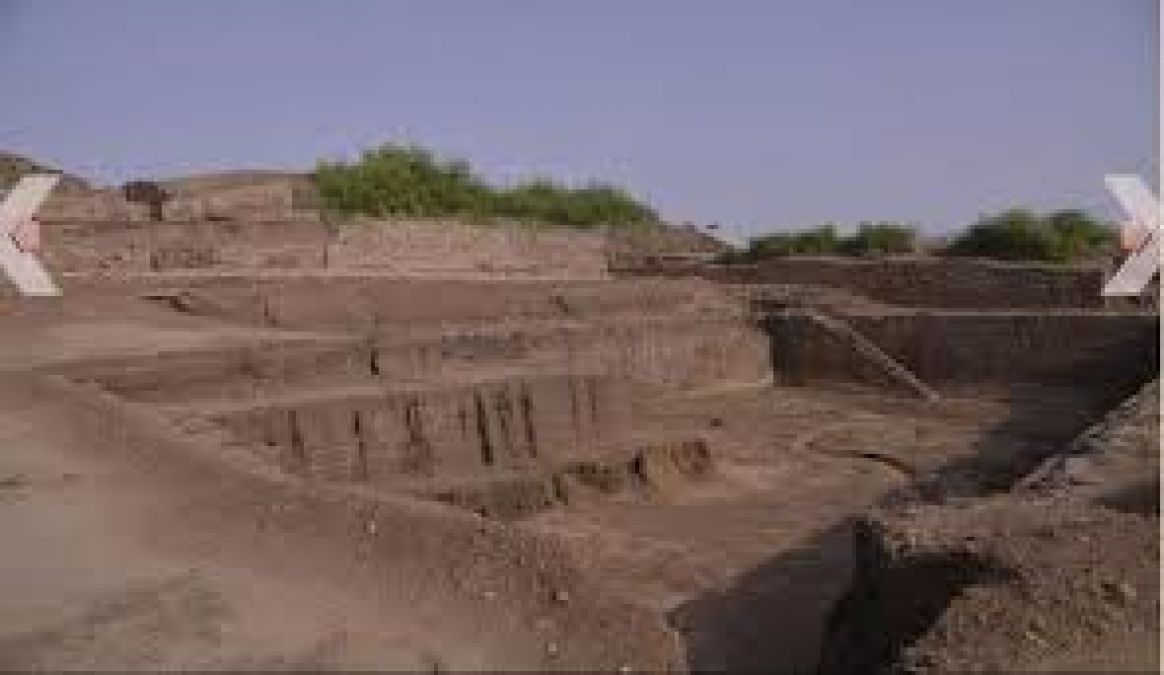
821 380 1160 673
821 497 1158 674
1023 379 1159 514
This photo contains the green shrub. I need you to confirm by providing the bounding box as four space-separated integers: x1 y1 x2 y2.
719 209 1111 265
1046 209 1116 261
723 222 916 263
741 224 843 260
944 208 1114 263
841 221 917 255
314 143 657 228
315 144 489 219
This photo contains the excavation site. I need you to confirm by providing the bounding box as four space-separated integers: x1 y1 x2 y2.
0 179 1158 672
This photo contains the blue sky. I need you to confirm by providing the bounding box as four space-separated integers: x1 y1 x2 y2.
0 0 1156 239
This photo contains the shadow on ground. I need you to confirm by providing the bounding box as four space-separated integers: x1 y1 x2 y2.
668 522 855 673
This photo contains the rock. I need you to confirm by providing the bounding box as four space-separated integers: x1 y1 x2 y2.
1062 456 1098 485
1023 629 1048 648
1102 580 1136 604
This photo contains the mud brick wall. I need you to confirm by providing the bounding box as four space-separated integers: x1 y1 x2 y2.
848 311 1159 388
117 276 769 391
212 374 633 484
765 311 925 394
39 190 151 221
163 182 305 221
40 220 155 271
60 275 769 394
35 182 307 222
770 310 1159 391
142 276 741 329
368 321 769 392
40 218 609 278
604 224 729 269
327 220 608 278
40 219 328 272
567 319 771 389
47 339 370 404
707 257 1107 309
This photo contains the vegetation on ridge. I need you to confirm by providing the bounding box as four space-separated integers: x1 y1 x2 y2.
314 143 658 228
721 221 918 263
721 209 1115 265
943 208 1115 263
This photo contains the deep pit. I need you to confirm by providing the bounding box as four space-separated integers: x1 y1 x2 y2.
0 218 1157 672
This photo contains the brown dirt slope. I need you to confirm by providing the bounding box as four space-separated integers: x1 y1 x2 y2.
1023 379 1159 515
820 379 1160 674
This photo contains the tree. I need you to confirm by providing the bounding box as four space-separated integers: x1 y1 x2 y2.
840 221 917 256
944 208 1114 263
724 222 915 263
1046 209 1115 261
751 224 842 258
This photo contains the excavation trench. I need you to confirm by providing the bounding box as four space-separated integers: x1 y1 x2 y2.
36 278 1158 672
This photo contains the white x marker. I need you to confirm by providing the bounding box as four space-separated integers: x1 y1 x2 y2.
1103 174 1161 297
0 174 61 296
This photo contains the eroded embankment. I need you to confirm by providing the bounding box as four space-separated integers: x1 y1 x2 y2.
5 276 775 670
5 371 684 671
767 308 1157 393
819 379 1160 674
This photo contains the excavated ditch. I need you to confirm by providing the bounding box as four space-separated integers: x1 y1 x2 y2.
38 277 1159 672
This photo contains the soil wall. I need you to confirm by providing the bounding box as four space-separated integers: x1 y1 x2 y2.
40 218 609 279
694 257 1107 309
210 374 634 485
767 310 1157 390
851 311 1158 387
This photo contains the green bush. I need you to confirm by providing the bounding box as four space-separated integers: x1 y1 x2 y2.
315 144 489 219
721 221 916 263
720 209 1112 266
944 208 1114 263
491 180 656 229
741 224 843 260
1046 209 1116 261
841 221 917 255
314 143 657 228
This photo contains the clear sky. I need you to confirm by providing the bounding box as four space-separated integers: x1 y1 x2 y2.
0 0 1157 239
